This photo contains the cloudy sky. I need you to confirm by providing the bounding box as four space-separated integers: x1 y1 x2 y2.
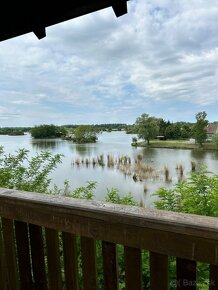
0 0 218 127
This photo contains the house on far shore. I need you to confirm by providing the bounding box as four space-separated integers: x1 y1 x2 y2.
205 123 218 140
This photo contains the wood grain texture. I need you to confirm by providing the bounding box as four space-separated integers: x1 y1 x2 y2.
45 228 62 290
0 188 217 265
102 241 118 290
1 218 19 290
81 237 97 290
150 252 168 290
176 258 196 290
14 221 33 290
0 219 7 290
29 224 47 290
209 265 218 290
124 246 142 290
62 232 79 290
0 189 218 265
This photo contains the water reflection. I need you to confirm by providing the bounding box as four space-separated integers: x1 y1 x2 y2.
0 132 217 206
75 144 93 156
190 149 207 160
141 148 157 163
31 139 61 150
211 150 218 160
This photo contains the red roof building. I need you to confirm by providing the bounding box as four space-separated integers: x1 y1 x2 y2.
205 123 218 135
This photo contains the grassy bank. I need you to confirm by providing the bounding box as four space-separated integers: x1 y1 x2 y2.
134 140 218 150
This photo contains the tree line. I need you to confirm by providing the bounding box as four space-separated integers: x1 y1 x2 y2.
0 111 215 146
133 111 210 146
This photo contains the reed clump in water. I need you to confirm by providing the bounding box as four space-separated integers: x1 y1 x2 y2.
143 183 148 194
72 153 159 182
176 163 184 181
97 154 105 167
191 160 196 172
75 158 80 166
135 153 143 164
92 158 97 167
164 166 172 182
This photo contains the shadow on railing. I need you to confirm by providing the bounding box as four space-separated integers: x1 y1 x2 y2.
0 188 217 290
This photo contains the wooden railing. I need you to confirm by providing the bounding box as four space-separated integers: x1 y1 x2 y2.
0 188 217 290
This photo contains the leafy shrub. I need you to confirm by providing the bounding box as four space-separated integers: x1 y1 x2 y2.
155 166 218 217
105 187 138 206
0 146 62 193
31 124 66 138
51 180 97 200
154 166 218 286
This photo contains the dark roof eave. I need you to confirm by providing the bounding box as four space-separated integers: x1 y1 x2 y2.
0 0 129 41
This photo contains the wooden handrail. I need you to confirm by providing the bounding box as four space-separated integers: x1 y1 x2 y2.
0 188 217 265
0 187 218 290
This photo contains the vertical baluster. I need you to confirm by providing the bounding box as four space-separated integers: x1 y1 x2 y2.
0 218 7 290
1 218 19 290
102 241 118 290
62 232 79 290
176 258 196 290
14 221 33 290
45 228 62 290
81 236 97 290
150 251 168 290
124 246 142 290
29 224 47 290
209 265 218 290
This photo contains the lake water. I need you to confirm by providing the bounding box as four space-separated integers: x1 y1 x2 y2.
0 131 218 207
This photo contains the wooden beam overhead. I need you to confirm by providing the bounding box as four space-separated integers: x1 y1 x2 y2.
112 0 128 17
0 0 129 41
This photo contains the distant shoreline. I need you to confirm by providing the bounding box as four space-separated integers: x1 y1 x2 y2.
132 140 218 151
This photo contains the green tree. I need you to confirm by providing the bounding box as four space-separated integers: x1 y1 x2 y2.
180 123 192 139
192 111 208 146
158 119 171 136
0 146 62 193
71 125 99 143
134 113 159 145
165 123 181 139
212 133 218 150
155 166 218 217
31 124 65 139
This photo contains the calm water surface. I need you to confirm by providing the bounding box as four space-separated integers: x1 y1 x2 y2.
0 132 218 207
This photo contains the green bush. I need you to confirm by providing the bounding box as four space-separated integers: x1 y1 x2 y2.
154 166 218 217
30 124 65 138
154 166 218 287
105 187 138 206
70 125 99 143
0 146 62 193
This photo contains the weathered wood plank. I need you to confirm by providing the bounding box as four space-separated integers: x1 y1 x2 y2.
124 246 142 290
1 218 19 290
209 265 218 290
45 228 62 290
14 221 33 290
81 237 97 290
102 241 118 290
0 219 7 290
0 189 217 239
29 224 47 290
150 252 168 290
62 232 79 290
0 189 217 264
176 258 196 290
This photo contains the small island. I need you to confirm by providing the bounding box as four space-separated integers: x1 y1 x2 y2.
26 111 218 150
0 128 27 136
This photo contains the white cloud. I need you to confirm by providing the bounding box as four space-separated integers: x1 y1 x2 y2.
0 0 218 125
